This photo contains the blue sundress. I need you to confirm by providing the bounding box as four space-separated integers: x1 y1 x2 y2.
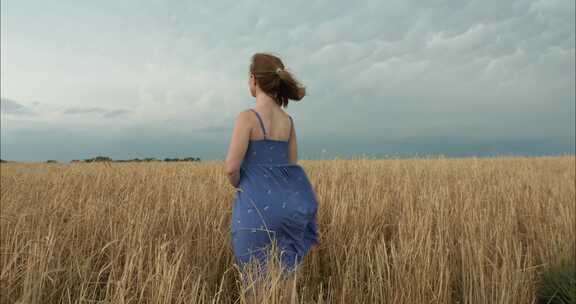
230 108 319 279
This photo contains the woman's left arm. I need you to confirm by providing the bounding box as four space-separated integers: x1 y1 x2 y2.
225 111 251 188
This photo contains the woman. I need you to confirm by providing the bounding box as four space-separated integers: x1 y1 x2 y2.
225 53 319 303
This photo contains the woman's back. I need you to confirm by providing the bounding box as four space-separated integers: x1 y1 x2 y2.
248 107 293 142
247 107 298 165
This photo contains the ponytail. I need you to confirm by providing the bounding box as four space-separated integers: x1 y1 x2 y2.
250 53 306 108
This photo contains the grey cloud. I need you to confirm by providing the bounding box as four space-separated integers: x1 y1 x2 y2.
135 0 573 141
0 97 37 116
62 107 132 118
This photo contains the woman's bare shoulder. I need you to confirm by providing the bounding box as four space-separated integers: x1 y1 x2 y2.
232 109 255 127
236 109 255 118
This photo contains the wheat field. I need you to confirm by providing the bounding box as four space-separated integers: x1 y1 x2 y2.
0 155 574 303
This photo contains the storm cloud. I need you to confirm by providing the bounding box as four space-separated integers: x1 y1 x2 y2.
1 0 574 161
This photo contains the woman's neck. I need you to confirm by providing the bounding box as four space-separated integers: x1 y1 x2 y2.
254 93 279 109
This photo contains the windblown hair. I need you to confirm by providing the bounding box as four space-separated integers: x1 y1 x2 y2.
249 53 306 108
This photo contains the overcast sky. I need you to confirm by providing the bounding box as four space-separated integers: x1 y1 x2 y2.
1 0 574 162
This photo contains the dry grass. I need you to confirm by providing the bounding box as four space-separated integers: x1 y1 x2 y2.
0 155 574 303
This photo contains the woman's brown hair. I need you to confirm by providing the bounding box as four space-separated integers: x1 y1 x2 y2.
249 53 306 108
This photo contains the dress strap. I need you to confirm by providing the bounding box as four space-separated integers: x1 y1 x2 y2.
288 115 293 141
249 108 267 139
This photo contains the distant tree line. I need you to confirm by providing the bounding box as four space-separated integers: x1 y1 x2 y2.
67 156 201 163
0 157 202 163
